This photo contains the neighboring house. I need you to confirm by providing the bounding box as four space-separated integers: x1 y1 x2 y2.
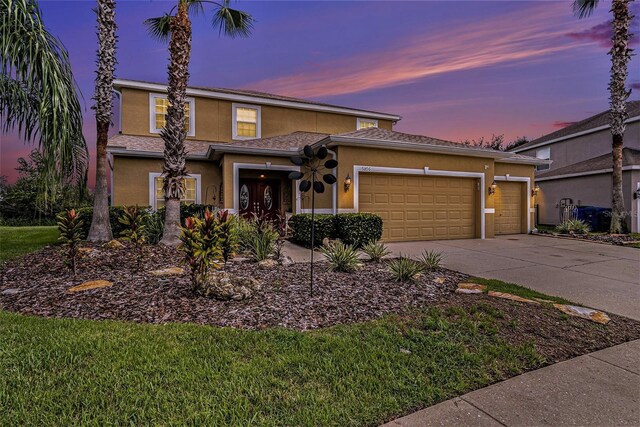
107 79 547 241
510 101 640 233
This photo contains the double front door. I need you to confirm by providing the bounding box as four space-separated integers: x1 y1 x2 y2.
239 179 280 219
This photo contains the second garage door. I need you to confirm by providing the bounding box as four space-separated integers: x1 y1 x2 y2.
495 181 523 235
359 173 477 241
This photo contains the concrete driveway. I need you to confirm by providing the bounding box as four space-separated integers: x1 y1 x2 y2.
385 234 640 320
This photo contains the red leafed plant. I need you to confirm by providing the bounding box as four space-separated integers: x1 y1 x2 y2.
178 209 223 288
56 209 83 275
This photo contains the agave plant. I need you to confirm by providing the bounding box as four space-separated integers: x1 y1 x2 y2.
388 256 424 283
320 241 361 273
361 240 391 263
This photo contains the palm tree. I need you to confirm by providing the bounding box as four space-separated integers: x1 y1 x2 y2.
573 0 634 233
0 0 88 205
145 0 253 246
87 0 117 242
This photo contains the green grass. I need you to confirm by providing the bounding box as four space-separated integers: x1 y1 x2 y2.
0 226 58 261
0 307 543 426
468 277 572 305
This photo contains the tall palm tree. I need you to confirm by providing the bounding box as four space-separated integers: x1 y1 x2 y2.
573 0 634 233
1 0 88 205
87 0 117 242
145 0 253 246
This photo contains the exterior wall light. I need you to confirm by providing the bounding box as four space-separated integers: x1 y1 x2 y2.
488 180 497 195
344 174 352 192
531 185 540 197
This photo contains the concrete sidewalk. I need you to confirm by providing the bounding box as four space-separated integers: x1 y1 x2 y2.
383 339 640 427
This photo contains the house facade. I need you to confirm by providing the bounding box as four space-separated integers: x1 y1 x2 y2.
510 101 640 233
107 79 546 242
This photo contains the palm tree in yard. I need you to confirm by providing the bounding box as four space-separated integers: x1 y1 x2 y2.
88 0 117 242
573 0 634 233
145 0 253 246
1 0 88 205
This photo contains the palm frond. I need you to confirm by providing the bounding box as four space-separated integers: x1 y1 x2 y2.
144 13 172 43
212 0 254 38
187 0 205 16
0 0 88 204
573 0 599 18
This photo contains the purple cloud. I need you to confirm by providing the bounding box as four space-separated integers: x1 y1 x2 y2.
631 82 640 91
552 121 577 129
567 5 639 49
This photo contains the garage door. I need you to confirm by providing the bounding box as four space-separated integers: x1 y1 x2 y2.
359 173 477 241
495 181 523 235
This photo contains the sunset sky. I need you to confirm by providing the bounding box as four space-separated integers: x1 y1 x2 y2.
1 0 638 184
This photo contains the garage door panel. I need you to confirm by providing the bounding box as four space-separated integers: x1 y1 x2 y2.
359 173 476 241
495 181 523 235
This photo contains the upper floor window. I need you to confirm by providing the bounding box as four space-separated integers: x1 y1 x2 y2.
357 118 378 130
536 147 550 171
149 173 200 210
149 94 195 137
233 103 261 140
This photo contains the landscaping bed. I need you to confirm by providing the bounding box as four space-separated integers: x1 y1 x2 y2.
1 243 462 330
534 229 640 247
2 241 640 425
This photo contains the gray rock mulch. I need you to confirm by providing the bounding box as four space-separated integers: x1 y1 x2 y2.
0 243 464 330
535 230 639 246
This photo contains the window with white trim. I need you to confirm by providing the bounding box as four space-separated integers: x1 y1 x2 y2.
149 94 195 137
357 118 378 130
232 103 261 139
536 147 551 171
149 173 200 210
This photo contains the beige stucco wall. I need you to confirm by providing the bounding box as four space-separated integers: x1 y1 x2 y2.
120 87 393 142
112 156 221 207
495 162 536 231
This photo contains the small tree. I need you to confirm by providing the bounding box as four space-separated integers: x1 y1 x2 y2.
57 209 83 275
178 209 222 289
119 206 147 270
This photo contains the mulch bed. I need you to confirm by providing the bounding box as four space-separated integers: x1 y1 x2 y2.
535 231 640 247
2 243 639 361
0 242 461 330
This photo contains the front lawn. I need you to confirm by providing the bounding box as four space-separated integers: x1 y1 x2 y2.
0 226 58 261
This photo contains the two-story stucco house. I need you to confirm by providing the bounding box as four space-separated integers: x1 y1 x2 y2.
107 79 547 241
510 101 640 233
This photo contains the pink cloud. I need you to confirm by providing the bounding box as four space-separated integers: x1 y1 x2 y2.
566 5 639 49
552 121 578 129
246 4 594 98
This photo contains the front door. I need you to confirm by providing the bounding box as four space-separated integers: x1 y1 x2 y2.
239 179 280 219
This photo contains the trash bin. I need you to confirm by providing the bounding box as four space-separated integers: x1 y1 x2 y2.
575 206 611 232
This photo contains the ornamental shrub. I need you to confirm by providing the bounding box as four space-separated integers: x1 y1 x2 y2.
288 214 337 248
320 241 361 272
75 206 129 238
388 256 424 282
361 240 391 263
56 209 83 275
555 219 590 235
335 213 383 247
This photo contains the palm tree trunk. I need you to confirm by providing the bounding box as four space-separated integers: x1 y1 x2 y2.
160 0 191 246
88 0 116 242
88 120 113 241
608 0 632 234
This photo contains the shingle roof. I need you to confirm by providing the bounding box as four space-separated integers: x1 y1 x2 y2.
107 134 213 157
512 100 640 152
114 79 400 119
333 128 505 153
537 148 640 179
213 131 329 151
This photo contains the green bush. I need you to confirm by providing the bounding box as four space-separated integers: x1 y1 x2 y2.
335 213 383 247
320 241 361 272
248 228 279 262
288 214 337 248
157 204 218 226
388 256 424 282
361 240 390 263
555 219 590 235
145 211 164 245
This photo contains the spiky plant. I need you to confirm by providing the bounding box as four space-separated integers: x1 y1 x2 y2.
1 0 88 206
88 0 117 242
119 205 147 270
573 0 634 233
144 0 253 246
388 256 424 283
555 219 591 235
320 241 361 273
419 249 444 270
361 240 391 263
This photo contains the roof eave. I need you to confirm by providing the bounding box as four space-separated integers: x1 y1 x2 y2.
511 115 640 153
107 146 208 160
321 136 526 160
113 79 401 121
